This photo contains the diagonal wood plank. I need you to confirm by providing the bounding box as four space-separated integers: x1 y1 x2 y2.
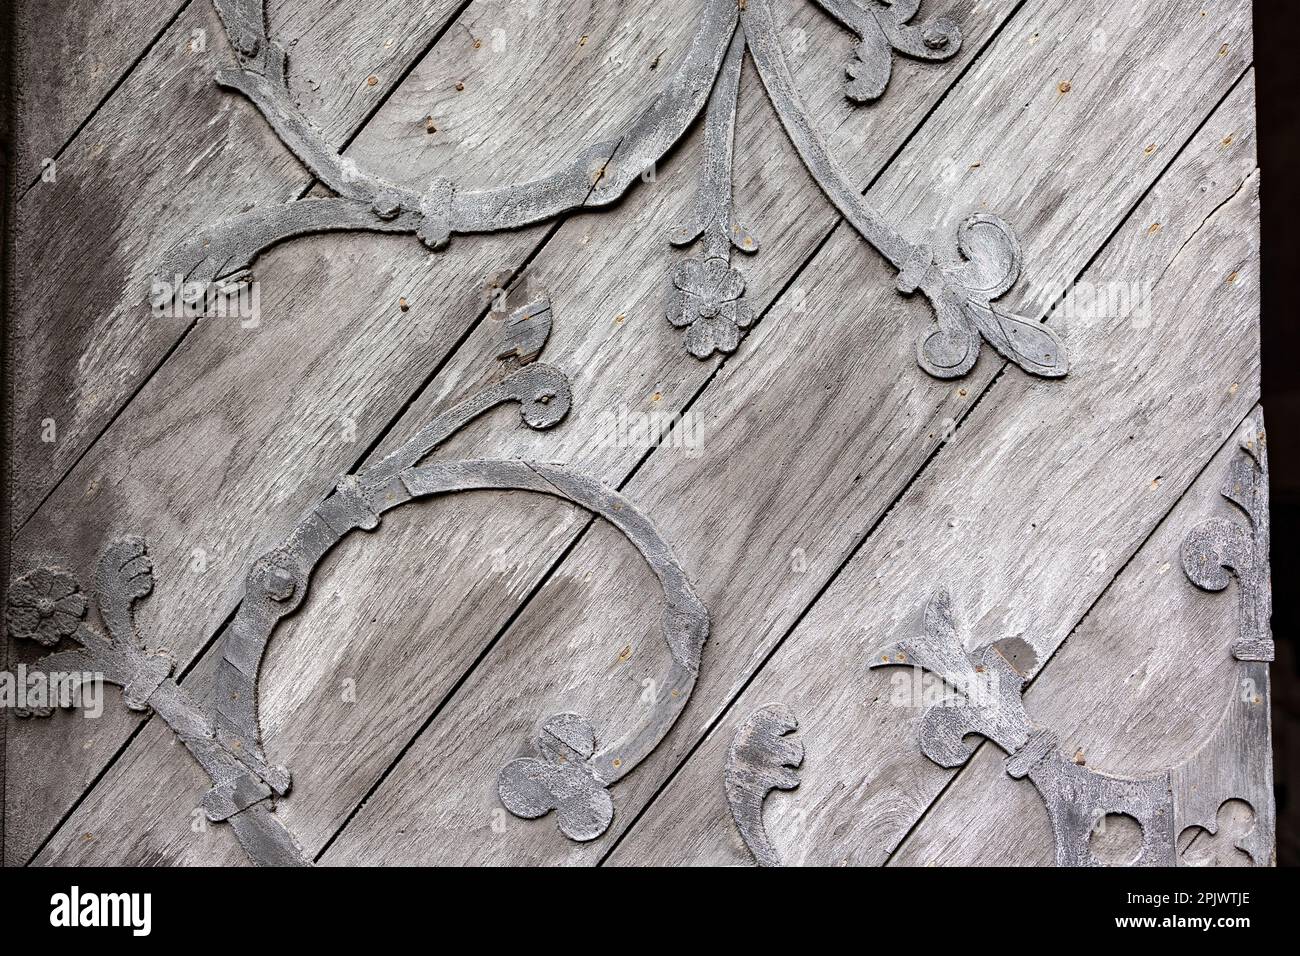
24 0 1021 865
314 2 1254 864
9 0 470 527
887 408 1268 865
12 0 185 183
605 70 1260 866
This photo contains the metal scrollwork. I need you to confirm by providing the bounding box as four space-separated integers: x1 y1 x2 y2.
666 28 758 359
811 0 961 104
1182 411 1272 662
168 0 1066 380
874 548 1275 866
742 0 1066 378
167 0 740 291
10 297 710 863
725 703 804 866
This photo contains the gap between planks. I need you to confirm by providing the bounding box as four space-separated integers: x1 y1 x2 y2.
11 0 479 538
881 398 1264 867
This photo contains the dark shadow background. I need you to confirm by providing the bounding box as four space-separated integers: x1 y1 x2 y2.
1255 0 1299 865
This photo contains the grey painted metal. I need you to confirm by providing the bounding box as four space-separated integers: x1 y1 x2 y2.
9 294 708 860
167 0 740 289
7 537 311 865
810 0 961 103
724 703 803 867
1183 410 1273 662
874 553 1274 866
666 27 758 359
742 0 1066 379
873 589 1034 767
1003 733 1176 867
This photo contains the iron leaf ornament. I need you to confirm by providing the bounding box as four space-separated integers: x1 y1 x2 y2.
811 0 962 104
667 28 759 359
169 0 1066 380
874 563 1275 866
10 297 710 863
725 703 804 866
1182 411 1273 662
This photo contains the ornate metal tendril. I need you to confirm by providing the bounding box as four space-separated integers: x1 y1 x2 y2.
1182 412 1272 662
167 0 740 293
666 28 758 359
725 703 804 866
873 564 1274 866
170 0 1065 381
10 296 709 863
742 0 1066 378
811 0 962 104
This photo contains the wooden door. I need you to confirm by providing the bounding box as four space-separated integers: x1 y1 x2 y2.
3 0 1272 866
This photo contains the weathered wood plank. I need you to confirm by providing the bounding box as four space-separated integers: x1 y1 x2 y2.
27 0 1018 864
316 3 1254 864
9 0 468 526
9 0 706 863
12 0 182 181
605 70 1260 866
887 408 1267 866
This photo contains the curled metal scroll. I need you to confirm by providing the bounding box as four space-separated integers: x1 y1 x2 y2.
167 0 740 289
11 297 709 863
1182 411 1273 662
742 0 1067 379
181 0 1065 382
873 566 1274 865
725 703 804 866
810 0 961 103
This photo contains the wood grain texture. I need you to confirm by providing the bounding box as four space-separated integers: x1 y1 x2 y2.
606 66 1260 866
9 0 468 526
12 0 183 181
12 0 1265 868
25 0 1015 865
888 407 1267 866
